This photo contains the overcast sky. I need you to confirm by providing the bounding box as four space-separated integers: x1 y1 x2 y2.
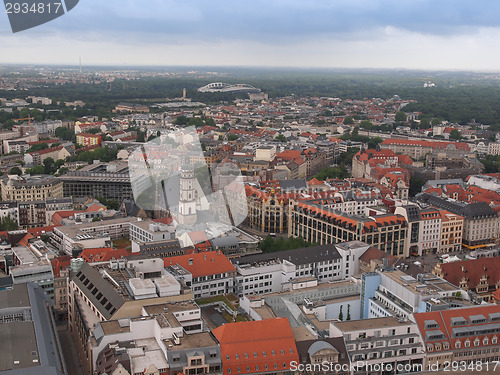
1 0 500 70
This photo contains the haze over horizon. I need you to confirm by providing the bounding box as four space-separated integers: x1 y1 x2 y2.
1 0 500 71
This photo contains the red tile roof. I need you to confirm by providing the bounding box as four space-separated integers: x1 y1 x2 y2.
51 255 71 278
30 145 63 156
414 305 500 352
152 217 173 225
164 251 235 277
381 139 470 151
436 257 500 291
212 318 299 375
27 226 56 236
79 247 129 263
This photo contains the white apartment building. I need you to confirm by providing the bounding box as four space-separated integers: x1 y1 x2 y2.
487 142 500 156
165 251 236 299
51 217 137 254
234 242 370 297
129 219 176 253
330 317 425 375
362 270 466 321
395 205 442 256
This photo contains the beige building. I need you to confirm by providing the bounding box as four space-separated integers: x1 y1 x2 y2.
439 210 464 253
1 174 63 201
487 142 500 156
289 199 409 257
255 145 276 162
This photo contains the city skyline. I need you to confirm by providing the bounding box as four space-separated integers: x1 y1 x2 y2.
1 0 500 70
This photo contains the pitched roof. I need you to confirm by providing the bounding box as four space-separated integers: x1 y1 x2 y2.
358 246 398 266
437 257 500 290
164 251 235 278
414 304 500 351
212 318 299 375
27 226 56 236
51 255 71 278
79 247 129 263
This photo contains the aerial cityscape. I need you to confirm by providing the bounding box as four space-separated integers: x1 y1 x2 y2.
1 2 500 375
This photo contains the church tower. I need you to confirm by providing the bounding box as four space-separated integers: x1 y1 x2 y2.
178 163 197 226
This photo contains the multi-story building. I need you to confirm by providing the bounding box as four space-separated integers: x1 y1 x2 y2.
51 255 71 320
76 132 102 147
27 145 71 165
439 210 464 253
68 258 193 374
395 205 442 255
89 301 218 375
289 199 409 257
380 139 470 159
0 283 67 375
417 193 499 250
487 142 500 156
166 251 236 299
245 186 289 234
362 270 469 320
330 316 425 375
59 161 132 201
433 257 500 303
51 217 137 255
234 241 371 298
0 201 18 225
10 246 54 298
212 318 299 375
18 201 47 228
129 219 176 252
414 305 500 369
1 174 63 201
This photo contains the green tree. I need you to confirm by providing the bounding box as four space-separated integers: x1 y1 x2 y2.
367 137 383 149
227 134 239 141
258 236 316 253
174 116 189 126
27 143 48 153
409 175 425 197
347 304 351 321
43 157 55 174
0 215 19 231
55 127 75 141
136 131 145 143
395 111 407 122
339 305 344 321
9 166 22 176
449 129 463 140
26 165 45 175
314 166 348 180
419 118 431 129
275 134 287 142
343 116 354 125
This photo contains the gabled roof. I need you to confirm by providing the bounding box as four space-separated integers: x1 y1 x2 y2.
414 304 500 349
71 263 125 320
437 257 500 290
164 251 235 278
212 318 299 375
79 247 129 263
359 246 398 266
